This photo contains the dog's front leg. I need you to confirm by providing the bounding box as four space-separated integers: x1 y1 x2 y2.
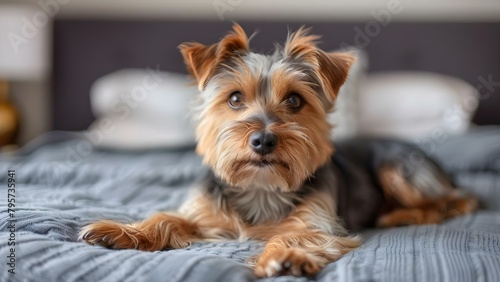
253 230 360 277
250 190 361 277
80 213 201 251
80 193 240 251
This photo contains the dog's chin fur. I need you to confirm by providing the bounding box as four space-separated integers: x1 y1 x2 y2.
224 164 295 192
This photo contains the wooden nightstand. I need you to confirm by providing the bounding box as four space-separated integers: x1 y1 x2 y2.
0 80 19 147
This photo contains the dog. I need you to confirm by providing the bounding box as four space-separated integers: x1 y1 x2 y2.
80 24 478 277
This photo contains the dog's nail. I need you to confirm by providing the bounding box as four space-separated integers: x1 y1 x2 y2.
82 232 91 240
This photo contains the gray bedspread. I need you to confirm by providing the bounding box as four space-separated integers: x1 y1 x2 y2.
1 127 500 282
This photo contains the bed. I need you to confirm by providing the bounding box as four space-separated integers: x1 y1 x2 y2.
1 128 500 282
1 20 500 282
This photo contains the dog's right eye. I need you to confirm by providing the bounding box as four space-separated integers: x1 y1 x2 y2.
228 91 244 110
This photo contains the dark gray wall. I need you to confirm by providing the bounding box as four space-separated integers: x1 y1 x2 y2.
53 20 500 130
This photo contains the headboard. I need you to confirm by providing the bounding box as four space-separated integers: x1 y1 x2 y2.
53 20 500 130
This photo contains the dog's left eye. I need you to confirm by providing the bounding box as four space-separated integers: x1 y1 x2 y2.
286 93 303 112
228 91 244 110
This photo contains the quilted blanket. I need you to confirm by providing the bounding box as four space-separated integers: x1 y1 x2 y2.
1 127 500 282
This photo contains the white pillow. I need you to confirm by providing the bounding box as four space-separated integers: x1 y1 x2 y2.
88 69 198 149
356 72 478 140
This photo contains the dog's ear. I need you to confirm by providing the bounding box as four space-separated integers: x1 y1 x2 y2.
316 51 356 103
284 27 355 104
178 42 217 91
179 24 249 90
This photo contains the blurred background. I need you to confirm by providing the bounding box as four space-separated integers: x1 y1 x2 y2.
0 0 499 150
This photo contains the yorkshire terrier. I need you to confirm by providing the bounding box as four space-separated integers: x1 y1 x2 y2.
80 24 478 277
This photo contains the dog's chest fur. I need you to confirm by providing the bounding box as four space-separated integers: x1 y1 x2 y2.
205 173 306 225
222 187 301 224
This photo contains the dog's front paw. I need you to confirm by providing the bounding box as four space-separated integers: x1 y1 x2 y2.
254 248 326 278
80 220 147 250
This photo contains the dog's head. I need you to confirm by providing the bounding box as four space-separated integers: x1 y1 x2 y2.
179 24 354 192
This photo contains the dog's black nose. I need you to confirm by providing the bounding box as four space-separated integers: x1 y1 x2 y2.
249 131 278 155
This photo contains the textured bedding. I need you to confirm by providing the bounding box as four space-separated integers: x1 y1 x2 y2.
1 127 500 282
